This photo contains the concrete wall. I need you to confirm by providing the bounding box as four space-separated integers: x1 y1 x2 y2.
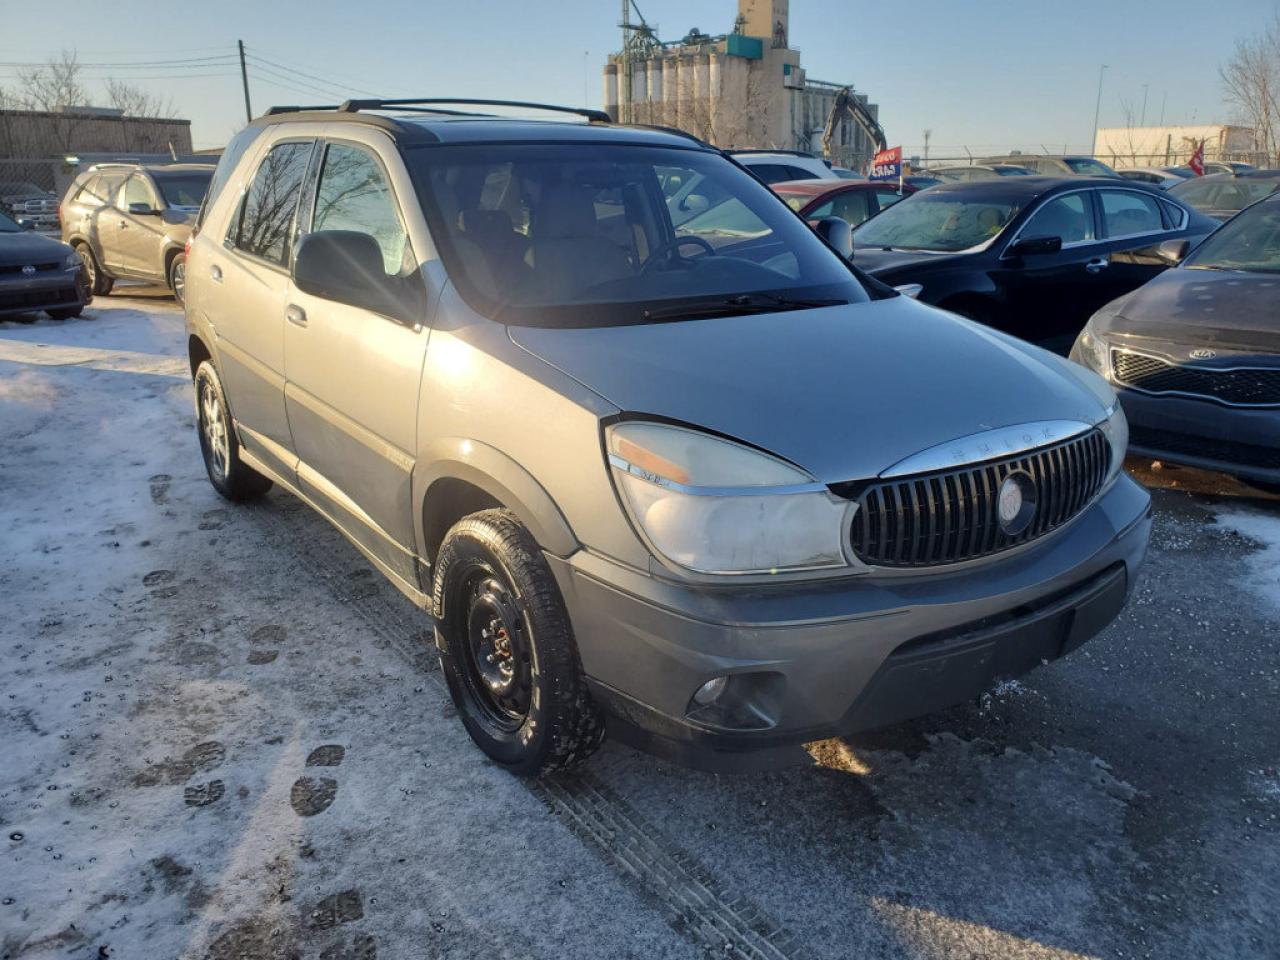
0 109 193 161
1093 124 1259 167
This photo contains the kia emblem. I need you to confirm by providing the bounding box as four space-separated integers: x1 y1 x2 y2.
1189 348 1216 360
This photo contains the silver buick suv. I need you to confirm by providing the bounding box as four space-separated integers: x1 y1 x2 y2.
183 99 1151 775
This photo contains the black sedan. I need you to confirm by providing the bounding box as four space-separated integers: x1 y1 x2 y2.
0 209 91 321
851 177 1217 350
1167 170 1280 222
1071 192 1280 491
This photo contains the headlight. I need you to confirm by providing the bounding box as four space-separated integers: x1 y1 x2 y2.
1099 401 1128 483
606 421 851 575
64 251 81 270
1071 322 1110 377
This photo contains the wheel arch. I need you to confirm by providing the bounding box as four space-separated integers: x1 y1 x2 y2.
187 333 212 380
416 439 579 566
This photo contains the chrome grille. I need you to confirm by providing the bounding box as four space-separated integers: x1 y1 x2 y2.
849 429 1110 567
1112 349 1280 407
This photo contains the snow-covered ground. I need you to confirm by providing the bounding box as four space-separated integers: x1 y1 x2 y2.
2 297 1278 959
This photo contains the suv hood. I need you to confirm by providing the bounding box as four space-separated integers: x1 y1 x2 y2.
511 296 1109 482
0 230 72 266
1095 267 1280 354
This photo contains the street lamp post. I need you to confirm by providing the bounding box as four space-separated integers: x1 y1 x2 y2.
1091 64 1108 158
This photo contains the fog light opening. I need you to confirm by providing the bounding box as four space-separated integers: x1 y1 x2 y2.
692 676 729 706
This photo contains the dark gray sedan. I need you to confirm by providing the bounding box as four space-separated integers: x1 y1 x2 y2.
0 209 91 321
1071 192 1280 490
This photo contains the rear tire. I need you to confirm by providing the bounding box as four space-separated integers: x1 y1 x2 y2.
47 307 83 320
168 252 186 305
74 241 113 296
433 509 604 776
194 360 272 502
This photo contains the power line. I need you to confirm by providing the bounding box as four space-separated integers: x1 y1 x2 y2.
244 49 382 98
246 59 361 101
0 55 238 69
247 68 343 103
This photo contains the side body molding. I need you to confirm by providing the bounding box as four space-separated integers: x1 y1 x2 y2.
414 437 580 565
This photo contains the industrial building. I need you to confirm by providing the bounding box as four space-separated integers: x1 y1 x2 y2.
1093 123 1263 169
603 0 882 170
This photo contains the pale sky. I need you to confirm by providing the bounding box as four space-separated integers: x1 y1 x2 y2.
0 0 1272 157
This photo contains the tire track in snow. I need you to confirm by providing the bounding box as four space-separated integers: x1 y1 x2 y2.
244 494 813 960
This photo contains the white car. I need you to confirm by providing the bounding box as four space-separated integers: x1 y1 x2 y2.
1117 167 1192 191
728 150 839 184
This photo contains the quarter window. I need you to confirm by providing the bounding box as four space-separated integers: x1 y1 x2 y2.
232 140 313 265
1021 193 1094 244
1100 190 1163 238
312 144 412 275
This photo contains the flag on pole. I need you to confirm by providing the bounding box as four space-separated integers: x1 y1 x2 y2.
1188 140 1205 176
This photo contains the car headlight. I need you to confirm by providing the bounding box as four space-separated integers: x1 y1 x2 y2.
606 421 851 575
1099 401 1128 482
64 251 81 270
1070 322 1110 377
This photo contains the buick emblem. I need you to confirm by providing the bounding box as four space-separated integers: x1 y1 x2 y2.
1189 348 1216 360
21 264 35 276
997 471 1038 537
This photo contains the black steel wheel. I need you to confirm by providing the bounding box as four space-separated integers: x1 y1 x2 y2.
433 509 604 775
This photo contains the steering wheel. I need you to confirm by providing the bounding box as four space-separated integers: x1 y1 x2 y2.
640 235 716 275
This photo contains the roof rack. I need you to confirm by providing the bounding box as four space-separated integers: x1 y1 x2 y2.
331 98 612 123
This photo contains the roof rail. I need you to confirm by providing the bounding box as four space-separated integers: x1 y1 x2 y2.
621 123 713 149
726 148 820 159
265 104 341 115
336 98 611 123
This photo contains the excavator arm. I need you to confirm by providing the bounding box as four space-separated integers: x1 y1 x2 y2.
821 86 887 160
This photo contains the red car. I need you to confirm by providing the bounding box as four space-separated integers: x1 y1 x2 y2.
770 179 921 230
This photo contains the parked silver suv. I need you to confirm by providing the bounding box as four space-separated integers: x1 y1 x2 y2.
185 99 1151 775
62 162 213 302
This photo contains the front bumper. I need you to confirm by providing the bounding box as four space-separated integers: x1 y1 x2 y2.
0 270 90 318
1117 386 1280 485
549 473 1152 771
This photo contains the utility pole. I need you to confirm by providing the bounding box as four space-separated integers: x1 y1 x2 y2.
1141 84 1149 126
1091 64 1108 158
923 128 932 169
238 39 252 123
1159 90 1167 126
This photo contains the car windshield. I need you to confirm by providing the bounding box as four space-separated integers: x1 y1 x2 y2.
1171 176 1280 212
0 210 20 232
153 171 212 207
852 191 1021 251
405 142 867 327
1184 201 1280 273
1065 157 1118 177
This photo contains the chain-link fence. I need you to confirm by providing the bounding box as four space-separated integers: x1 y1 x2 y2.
912 151 1275 173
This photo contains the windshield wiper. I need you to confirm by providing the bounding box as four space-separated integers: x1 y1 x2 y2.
641 292 846 323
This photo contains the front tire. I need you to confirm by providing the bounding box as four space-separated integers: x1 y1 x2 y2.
194 360 272 502
433 510 604 776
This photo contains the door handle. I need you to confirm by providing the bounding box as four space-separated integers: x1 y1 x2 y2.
286 304 307 327
210 264 223 282
1085 257 1109 274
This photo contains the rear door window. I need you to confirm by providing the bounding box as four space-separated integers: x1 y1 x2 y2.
1099 189 1164 238
231 140 313 266
122 175 154 210
1020 192 1095 244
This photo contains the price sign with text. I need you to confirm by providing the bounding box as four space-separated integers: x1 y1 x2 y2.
870 146 903 181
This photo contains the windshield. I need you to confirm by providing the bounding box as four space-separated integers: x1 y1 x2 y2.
0 210 19 231
153 172 212 207
1171 176 1280 213
1066 157 1118 177
852 191 1021 251
406 143 867 326
1184 201 1280 273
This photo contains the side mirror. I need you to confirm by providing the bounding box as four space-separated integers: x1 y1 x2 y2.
680 193 710 214
293 230 422 324
814 216 853 258
894 283 924 299
128 201 159 216
1006 234 1062 257
1156 238 1190 265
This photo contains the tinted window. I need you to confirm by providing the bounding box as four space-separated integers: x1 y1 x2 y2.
196 125 264 231
1021 193 1094 244
408 142 867 325
853 191 1021 252
123 175 153 209
153 172 211 208
312 144 412 275
233 140 312 265
874 187 909 210
1065 157 1118 177
1100 190 1163 237
746 164 793 185
808 190 872 227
